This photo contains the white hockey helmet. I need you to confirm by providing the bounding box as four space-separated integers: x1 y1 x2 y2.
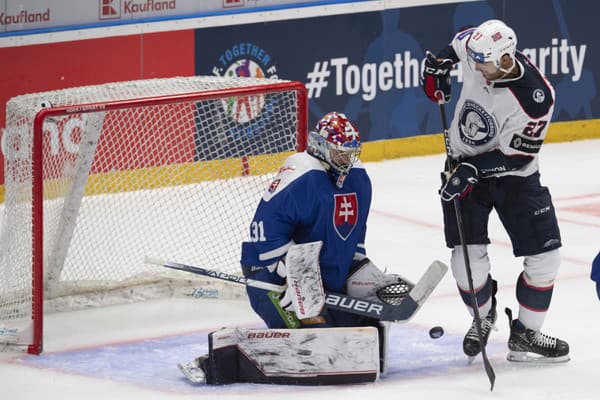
467 19 517 69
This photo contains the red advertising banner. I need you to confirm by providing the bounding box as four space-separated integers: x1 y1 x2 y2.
0 29 194 185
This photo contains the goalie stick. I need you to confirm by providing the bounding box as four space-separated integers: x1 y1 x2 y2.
144 257 447 322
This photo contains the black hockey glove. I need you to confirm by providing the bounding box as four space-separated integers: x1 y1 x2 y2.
421 51 453 103
439 162 478 202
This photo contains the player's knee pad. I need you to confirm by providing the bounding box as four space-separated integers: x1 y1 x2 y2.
516 250 560 323
522 249 560 286
450 244 490 290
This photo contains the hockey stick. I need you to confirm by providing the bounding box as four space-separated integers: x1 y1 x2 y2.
438 101 495 391
144 257 447 322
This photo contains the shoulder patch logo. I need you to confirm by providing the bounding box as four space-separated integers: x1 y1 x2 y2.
268 179 281 193
333 193 358 240
533 89 545 103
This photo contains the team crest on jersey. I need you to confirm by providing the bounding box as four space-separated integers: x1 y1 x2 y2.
333 193 358 240
533 89 545 103
458 100 496 146
268 179 281 193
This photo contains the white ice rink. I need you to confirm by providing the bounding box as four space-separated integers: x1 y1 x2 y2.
1 139 598 399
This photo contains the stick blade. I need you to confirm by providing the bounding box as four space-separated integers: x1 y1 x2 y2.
409 260 448 305
390 260 447 322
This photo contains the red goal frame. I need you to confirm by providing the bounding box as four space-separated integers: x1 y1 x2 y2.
27 81 307 354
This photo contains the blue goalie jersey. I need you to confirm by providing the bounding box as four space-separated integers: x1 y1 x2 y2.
241 152 372 293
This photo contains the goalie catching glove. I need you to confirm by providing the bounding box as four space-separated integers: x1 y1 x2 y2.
346 257 414 307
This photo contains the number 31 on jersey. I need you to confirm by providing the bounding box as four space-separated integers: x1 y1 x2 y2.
250 221 266 242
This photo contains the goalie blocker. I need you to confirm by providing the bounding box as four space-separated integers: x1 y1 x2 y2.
179 326 381 385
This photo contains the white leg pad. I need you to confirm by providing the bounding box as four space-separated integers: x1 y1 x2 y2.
188 326 381 385
522 249 560 285
450 244 490 289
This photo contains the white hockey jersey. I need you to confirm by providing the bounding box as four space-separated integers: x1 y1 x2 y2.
446 28 555 178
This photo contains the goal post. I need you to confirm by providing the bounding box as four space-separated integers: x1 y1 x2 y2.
0 76 308 354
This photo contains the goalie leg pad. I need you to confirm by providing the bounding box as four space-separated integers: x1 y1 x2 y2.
184 327 380 385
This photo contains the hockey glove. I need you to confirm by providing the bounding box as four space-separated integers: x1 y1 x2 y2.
279 285 293 311
439 162 479 202
266 258 293 311
421 51 453 103
267 258 286 279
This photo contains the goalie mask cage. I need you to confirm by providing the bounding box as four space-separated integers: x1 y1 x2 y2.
0 76 307 354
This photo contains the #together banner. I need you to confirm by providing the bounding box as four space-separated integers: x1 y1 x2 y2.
195 0 597 142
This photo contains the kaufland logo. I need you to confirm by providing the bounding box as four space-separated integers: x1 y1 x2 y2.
100 0 121 20
100 0 177 19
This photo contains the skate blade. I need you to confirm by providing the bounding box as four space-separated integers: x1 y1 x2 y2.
507 351 570 364
178 360 207 384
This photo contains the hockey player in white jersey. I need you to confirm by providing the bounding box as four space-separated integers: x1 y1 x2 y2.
422 19 569 363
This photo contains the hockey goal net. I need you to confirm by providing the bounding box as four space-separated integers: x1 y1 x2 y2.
0 76 307 354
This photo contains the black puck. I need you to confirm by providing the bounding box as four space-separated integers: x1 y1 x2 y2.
429 326 444 339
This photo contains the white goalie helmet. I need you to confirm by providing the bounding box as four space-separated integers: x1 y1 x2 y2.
467 19 517 69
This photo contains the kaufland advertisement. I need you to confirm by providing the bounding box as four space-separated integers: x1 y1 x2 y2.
0 0 325 31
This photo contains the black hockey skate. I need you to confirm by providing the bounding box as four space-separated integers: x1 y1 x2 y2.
505 308 570 363
463 280 498 357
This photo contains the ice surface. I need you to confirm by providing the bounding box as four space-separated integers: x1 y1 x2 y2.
1 139 598 399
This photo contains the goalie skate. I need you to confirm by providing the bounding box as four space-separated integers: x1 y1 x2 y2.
178 356 208 384
505 308 570 363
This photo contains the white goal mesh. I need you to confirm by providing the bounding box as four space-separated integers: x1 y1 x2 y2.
0 76 307 353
